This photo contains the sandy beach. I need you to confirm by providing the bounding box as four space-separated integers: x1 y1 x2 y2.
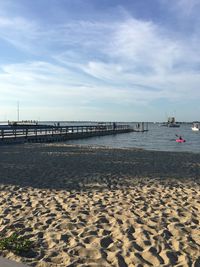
0 143 199 266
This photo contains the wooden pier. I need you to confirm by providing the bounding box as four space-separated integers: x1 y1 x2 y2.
0 124 133 145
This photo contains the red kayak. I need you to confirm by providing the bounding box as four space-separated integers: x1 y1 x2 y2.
176 139 186 143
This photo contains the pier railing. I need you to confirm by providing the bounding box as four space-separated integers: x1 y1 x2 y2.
0 124 132 144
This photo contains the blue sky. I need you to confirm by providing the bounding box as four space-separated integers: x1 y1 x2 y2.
0 0 200 122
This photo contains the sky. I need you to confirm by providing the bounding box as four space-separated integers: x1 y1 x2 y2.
0 0 200 122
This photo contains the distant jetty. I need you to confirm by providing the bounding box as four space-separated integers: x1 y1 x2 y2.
8 120 39 126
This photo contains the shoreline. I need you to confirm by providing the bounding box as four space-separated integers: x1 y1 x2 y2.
0 143 199 266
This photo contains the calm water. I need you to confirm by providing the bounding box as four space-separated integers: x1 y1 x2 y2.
65 123 200 153
0 121 199 153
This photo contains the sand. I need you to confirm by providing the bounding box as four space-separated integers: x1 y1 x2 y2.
0 143 199 266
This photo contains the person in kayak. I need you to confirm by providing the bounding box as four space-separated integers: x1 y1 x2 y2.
176 134 183 140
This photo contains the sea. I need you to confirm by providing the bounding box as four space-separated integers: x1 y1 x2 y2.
0 121 199 153
64 123 200 153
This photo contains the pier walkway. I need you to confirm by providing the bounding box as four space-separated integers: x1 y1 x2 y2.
0 124 133 145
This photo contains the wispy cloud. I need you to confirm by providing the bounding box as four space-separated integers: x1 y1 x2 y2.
0 16 40 53
168 0 200 16
0 1 200 120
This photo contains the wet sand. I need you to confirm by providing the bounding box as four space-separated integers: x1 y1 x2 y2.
0 143 199 266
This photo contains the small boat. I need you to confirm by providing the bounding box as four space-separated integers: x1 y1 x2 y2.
161 117 180 127
168 123 180 128
167 117 180 127
176 139 186 143
191 123 199 131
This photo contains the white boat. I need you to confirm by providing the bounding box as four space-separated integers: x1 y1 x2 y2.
192 123 199 131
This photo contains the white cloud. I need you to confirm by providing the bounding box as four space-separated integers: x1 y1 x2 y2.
1 8 200 120
53 17 200 81
0 16 41 53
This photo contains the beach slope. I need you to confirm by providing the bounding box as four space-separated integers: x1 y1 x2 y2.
0 144 199 266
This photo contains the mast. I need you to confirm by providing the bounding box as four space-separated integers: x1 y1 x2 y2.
17 101 20 121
